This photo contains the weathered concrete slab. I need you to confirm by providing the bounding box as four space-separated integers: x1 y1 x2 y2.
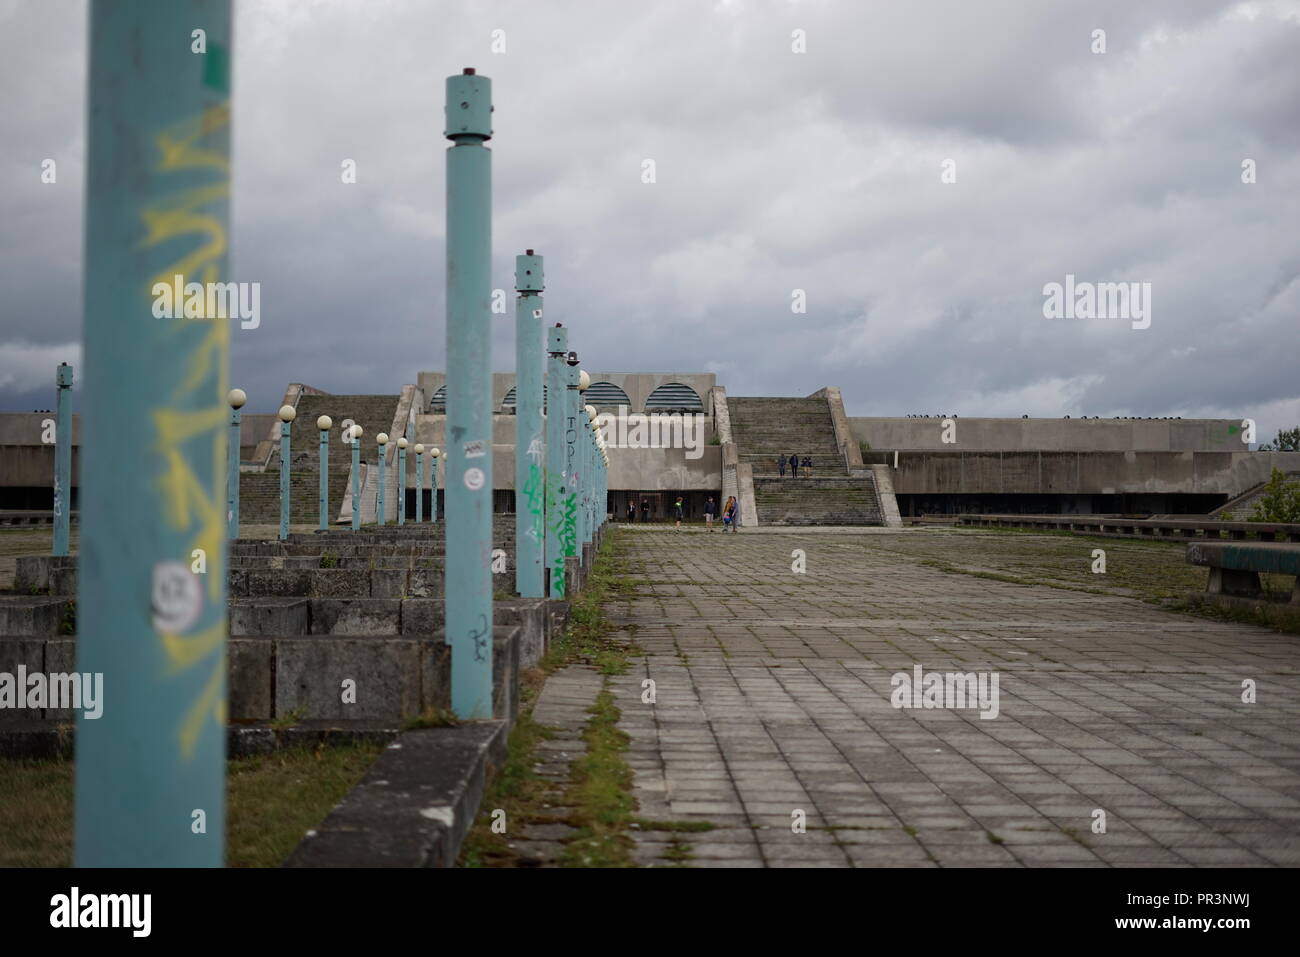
309 599 402 636
229 597 310 636
0 596 70 636
274 637 423 720
283 721 507 867
614 528 1300 868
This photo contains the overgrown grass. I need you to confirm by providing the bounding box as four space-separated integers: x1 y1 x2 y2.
461 529 682 868
887 528 1300 634
559 688 636 867
0 742 383 868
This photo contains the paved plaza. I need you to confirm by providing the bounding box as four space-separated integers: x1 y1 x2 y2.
606 527 1300 867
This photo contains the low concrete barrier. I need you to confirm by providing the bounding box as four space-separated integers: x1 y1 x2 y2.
1186 541 1300 602
958 513 1300 542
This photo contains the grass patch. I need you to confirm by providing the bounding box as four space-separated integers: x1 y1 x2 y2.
461 530 700 867
0 742 383 868
402 707 460 730
559 688 636 867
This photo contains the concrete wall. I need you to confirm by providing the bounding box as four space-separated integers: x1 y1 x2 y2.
417 371 716 414
849 417 1243 452
881 450 1300 496
412 412 720 491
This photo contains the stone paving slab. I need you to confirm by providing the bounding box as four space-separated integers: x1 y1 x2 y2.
611 528 1300 867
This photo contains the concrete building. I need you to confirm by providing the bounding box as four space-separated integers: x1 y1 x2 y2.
3 371 1297 525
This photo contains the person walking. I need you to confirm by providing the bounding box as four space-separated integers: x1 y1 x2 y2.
802 455 812 478
789 454 799 479
704 496 717 530
640 498 650 523
722 495 738 533
777 454 787 478
674 495 684 527
626 499 636 524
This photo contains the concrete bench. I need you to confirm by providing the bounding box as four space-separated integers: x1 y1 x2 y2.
1186 541 1300 602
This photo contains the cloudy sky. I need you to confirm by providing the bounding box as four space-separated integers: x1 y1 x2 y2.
1 0 1297 442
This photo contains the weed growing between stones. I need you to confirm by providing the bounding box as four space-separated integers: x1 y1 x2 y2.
461 530 704 867
402 707 459 730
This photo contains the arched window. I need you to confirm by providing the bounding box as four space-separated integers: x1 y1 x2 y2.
585 381 631 409
501 385 548 413
644 382 703 413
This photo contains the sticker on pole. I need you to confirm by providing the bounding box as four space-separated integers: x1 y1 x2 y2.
152 561 203 634
463 440 487 459
464 467 486 490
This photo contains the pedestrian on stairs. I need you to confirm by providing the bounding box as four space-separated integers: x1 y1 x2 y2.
803 456 812 478
789 454 799 479
777 454 787 477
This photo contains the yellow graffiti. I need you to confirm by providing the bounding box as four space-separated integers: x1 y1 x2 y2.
179 649 226 761
141 102 231 760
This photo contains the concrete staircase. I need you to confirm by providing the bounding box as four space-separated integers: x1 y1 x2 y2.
1210 470 1300 520
240 394 401 523
728 396 885 526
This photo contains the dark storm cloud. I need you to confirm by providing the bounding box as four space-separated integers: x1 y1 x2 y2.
0 0 1297 440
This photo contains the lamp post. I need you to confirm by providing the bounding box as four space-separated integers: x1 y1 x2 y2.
445 66 494 719
317 415 332 530
430 447 441 523
585 403 598 549
278 404 296 541
75 0 233 868
397 437 408 524
376 433 388 526
414 443 425 523
545 328 572 597
514 249 545 597
53 363 74 555
227 388 244 542
574 372 589 561
350 424 363 531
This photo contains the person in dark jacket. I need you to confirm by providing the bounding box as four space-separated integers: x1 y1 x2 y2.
789 454 799 478
674 495 684 527
802 456 812 477
641 498 650 523
704 496 717 530
777 454 787 477
626 500 636 523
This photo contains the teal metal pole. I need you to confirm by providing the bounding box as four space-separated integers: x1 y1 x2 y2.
398 439 407 524
377 434 388 526
279 414 293 540
545 325 569 597
415 445 424 523
515 251 544 597
75 0 231 868
318 416 330 530
585 416 595 547
53 363 73 556
431 449 440 522
227 388 244 540
351 426 362 530
565 361 581 564
573 403 586 558
445 67 494 718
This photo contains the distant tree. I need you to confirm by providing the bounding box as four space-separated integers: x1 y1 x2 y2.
1258 426 1300 451
1248 467 1300 524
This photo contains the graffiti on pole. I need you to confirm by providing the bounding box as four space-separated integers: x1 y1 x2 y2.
141 103 231 760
